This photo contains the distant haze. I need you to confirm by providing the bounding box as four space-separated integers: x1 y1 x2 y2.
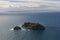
0 0 60 14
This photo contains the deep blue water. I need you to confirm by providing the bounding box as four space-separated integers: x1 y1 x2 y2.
0 12 60 40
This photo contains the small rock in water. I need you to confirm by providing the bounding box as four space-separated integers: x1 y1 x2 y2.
14 26 21 30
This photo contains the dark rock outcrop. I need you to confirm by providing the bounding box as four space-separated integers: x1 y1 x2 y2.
22 22 45 30
14 26 21 30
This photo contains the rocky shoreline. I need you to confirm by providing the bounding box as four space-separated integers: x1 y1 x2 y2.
14 22 45 30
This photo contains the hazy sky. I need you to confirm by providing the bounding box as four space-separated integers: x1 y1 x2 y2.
0 0 60 14
0 0 45 1
0 0 60 1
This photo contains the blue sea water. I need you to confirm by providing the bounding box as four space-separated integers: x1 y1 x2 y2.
0 12 60 40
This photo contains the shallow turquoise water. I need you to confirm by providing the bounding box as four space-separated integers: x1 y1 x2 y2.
0 12 60 40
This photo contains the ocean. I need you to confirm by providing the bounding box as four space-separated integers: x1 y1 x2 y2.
0 12 60 40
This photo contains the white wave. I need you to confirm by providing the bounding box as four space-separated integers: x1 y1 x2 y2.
9 26 31 32
9 28 14 31
21 27 26 31
19 24 30 31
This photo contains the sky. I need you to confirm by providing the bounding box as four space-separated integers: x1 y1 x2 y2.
0 0 60 14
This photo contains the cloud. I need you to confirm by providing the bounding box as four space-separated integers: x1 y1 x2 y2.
0 1 60 8
0 0 60 13
32 0 46 2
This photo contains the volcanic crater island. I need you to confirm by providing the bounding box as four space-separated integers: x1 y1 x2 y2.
14 22 45 30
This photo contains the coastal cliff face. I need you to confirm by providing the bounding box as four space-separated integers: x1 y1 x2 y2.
22 22 45 30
